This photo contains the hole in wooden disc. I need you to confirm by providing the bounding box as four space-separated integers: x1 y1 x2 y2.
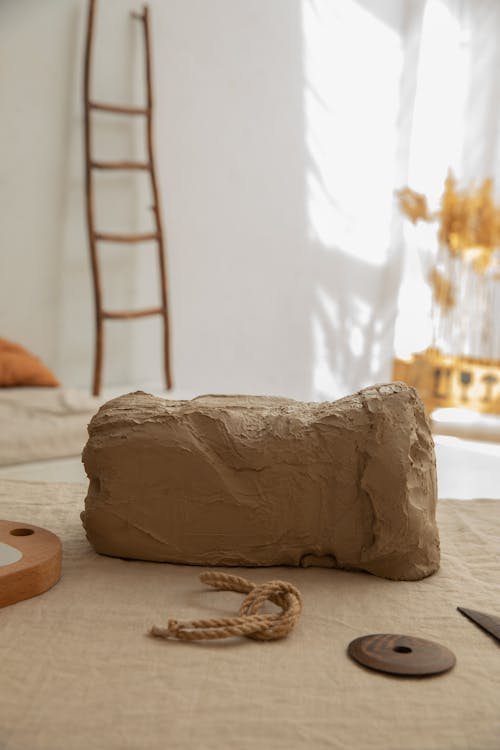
10 528 34 537
393 645 412 654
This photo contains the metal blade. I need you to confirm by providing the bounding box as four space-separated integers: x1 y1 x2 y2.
457 607 500 643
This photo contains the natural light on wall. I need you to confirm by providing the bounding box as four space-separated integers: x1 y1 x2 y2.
303 0 402 265
303 0 403 399
303 0 482 401
395 0 470 359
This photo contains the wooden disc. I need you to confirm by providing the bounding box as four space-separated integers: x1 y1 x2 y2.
0 520 62 608
348 634 456 676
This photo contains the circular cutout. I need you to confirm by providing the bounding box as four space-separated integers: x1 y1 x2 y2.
0 542 23 567
10 528 34 537
348 634 456 676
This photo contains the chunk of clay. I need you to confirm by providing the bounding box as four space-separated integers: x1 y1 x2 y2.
81 382 439 580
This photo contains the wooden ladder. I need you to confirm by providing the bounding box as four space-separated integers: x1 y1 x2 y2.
83 0 172 396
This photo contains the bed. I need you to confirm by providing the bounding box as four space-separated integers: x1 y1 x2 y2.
0 387 101 467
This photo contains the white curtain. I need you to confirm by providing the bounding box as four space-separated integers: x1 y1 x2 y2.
303 0 500 399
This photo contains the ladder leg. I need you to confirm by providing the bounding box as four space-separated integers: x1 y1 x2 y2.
92 314 103 396
84 0 105 396
162 306 172 391
142 6 173 391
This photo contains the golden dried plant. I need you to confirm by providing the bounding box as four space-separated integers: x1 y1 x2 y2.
395 187 429 224
397 173 500 274
428 268 455 310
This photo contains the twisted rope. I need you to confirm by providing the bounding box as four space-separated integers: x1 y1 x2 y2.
150 571 303 642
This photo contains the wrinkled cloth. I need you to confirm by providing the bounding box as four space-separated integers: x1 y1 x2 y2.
0 388 100 466
0 479 499 750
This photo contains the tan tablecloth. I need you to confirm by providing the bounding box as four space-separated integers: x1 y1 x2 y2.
1 480 499 750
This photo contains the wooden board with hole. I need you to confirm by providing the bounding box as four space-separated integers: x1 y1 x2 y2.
348 633 456 676
0 520 62 608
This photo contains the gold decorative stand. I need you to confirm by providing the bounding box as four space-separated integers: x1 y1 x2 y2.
393 349 500 415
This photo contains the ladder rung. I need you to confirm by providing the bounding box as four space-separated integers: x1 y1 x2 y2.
102 307 164 320
95 232 159 243
89 102 149 115
91 160 150 171
90 101 148 116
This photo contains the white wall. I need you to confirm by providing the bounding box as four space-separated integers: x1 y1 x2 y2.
1 0 405 400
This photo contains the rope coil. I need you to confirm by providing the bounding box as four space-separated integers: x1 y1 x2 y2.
150 571 303 642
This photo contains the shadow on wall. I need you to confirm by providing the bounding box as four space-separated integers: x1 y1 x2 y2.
1 0 409 399
162 0 409 402
309 244 400 400
303 0 407 400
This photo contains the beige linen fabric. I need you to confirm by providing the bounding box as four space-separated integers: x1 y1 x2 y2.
0 389 100 466
0 479 499 750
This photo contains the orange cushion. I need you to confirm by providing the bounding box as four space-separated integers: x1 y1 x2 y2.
0 338 59 387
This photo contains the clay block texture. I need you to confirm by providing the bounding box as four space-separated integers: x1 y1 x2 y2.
81 383 440 580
